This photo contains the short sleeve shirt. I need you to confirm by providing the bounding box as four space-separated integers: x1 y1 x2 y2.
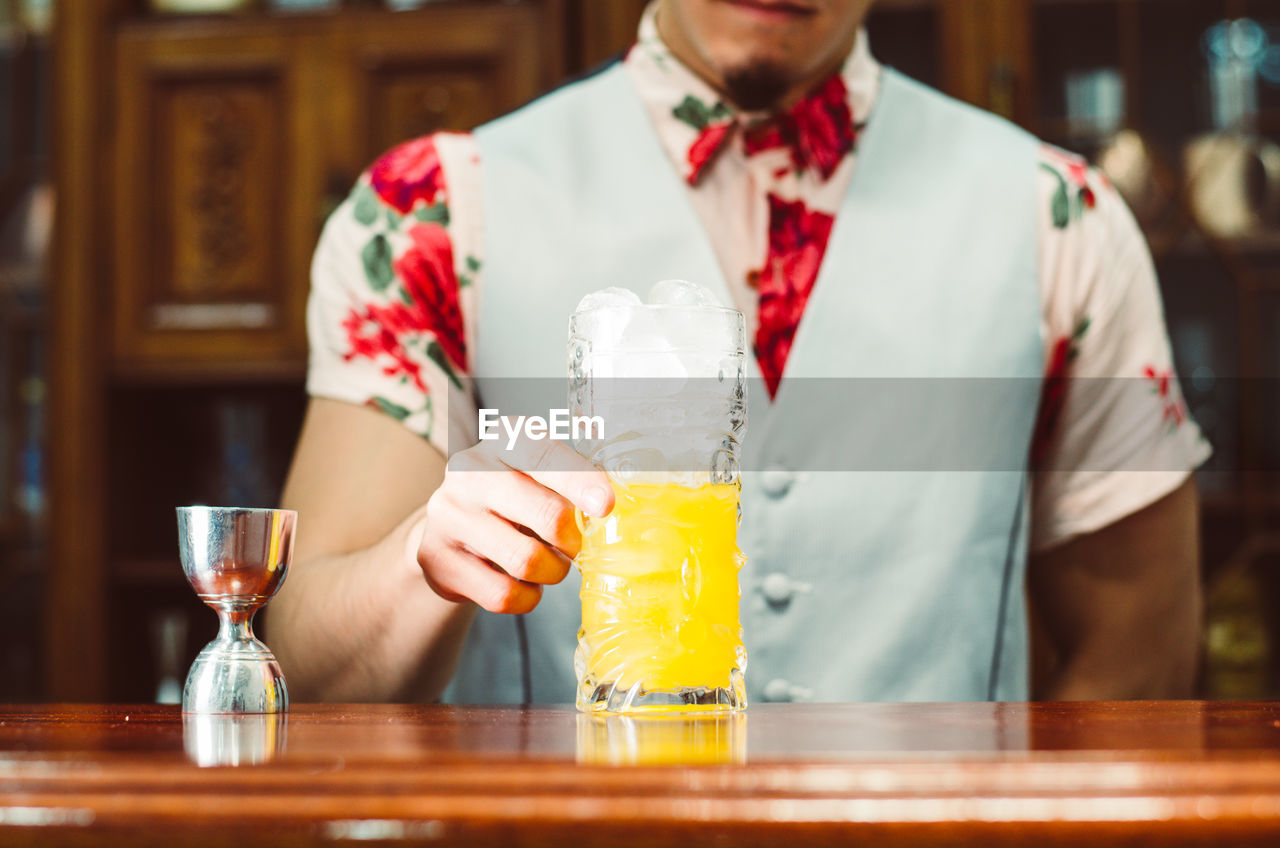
306 4 1210 552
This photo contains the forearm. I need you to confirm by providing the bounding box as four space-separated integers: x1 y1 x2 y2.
1030 478 1202 701
265 507 475 703
1034 600 1201 700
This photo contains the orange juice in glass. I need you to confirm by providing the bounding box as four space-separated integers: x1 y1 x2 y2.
568 284 747 712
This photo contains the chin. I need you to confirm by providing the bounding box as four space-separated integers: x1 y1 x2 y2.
660 0 855 102
707 39 803 82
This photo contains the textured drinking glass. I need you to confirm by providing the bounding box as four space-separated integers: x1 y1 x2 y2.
568 304 747 713
177 506 295 714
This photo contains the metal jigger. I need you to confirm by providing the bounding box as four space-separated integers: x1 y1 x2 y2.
177 506 296 714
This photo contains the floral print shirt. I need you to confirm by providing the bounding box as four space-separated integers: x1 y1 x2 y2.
307 3 1209 551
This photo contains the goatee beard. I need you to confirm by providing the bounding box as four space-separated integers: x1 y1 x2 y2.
722 62 792 112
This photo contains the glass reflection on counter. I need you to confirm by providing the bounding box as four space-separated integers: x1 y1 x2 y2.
184 712 288 767
576 713 746 766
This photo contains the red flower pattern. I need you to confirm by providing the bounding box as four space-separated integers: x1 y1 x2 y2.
743 75 855 180
342 307 427 392
1041 146 1103 228
370 136 446 215
1030 317 1089 467
681 74 856 394
1061 160 1097 209
686 121 733 184
342 223 467 391
1144 365 1187 428
1044 146 1088 182
685 74 856 185
1030 337 1073 467
753 194 835 397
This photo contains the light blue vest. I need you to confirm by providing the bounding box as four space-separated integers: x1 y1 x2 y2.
451 63 1043 704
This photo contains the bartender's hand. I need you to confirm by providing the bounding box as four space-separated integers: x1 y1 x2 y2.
271 398 615 702
416 437 614 614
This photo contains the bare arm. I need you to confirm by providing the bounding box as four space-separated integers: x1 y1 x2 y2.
1028 477 1202 700
265 397 614 703
265 398 465 702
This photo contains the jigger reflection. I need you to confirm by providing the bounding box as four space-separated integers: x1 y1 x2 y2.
184 712 288 767
576 713 747 765
177 506 295 714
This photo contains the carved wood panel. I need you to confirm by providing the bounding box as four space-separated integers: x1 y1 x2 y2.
154 77 284 328
113 29 319 370
112 5 563 372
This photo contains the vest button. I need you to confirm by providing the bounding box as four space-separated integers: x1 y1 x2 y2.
761 573 794 606
763 679 794 702
760 467 793 498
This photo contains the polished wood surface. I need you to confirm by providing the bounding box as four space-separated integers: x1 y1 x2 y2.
0 701 1279 846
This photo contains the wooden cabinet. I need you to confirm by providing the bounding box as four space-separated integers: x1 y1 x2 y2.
110 4 562 376
113 26 318 371
0 16 50 702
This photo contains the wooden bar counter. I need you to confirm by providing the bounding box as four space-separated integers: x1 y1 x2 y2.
0 701 1279 846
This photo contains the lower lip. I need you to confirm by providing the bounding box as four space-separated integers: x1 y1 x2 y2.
720 0 814 22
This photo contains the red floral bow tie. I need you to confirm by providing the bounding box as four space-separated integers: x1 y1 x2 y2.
685 75 857 185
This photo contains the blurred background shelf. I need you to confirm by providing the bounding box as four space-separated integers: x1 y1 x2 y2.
19 0 1280 702
0 0 50 702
